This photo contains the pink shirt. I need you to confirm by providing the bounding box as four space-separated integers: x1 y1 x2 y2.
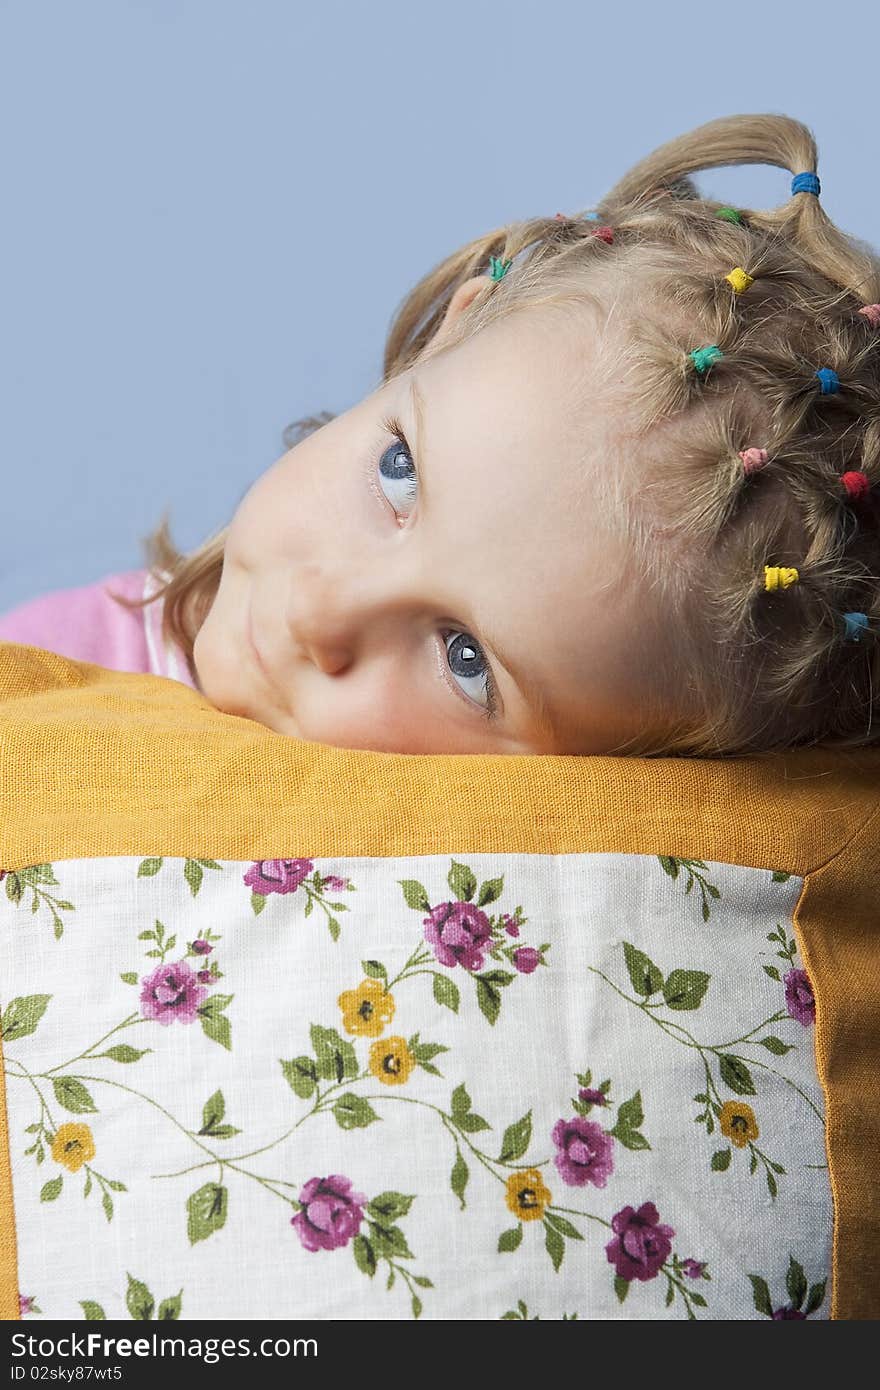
0 568 199 689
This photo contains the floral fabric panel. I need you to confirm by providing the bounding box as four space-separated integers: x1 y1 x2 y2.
0 853 829 1321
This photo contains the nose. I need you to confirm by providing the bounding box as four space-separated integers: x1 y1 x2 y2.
286 555 406 677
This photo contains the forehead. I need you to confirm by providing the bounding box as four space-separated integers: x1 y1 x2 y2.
412 308 669 751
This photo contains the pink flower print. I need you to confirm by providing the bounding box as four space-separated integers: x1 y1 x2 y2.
605 1202 674 1282
578 1087 607 1107
500 913 520 937
322 875 347 892
291 1175 366 1253
244 859 313 896
191 939 212 955
552 1117 615 1188
423 901 492 972
784 968 815 1026
513 947 541 974
139 959 207 1025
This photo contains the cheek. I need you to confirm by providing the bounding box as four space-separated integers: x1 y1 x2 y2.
226 459 297 567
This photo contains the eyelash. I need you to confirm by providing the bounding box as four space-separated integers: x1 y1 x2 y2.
374 413 499 722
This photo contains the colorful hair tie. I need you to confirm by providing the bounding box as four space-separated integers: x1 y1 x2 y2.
584 212 601 221
554 211 567 221
739 447 769 474
816 367 840 394
858 304 880 327
841 470 871 501
590 226 614 244
791 172 821 197
689 345 724 374
725 267 754 294
489 255 513 282
843 612 869 642
764 566 799 591
715 207 744 224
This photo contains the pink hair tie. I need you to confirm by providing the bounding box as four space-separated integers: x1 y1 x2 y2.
591 226 614 244
858 304 880 327
739 447 769 475
841 470 871 501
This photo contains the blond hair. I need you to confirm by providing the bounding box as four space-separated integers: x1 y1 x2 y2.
111 114 880 757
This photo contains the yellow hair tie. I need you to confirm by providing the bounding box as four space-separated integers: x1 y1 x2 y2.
725 267 754 294
764 565 799 591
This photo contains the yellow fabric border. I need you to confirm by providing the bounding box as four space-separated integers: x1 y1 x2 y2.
0 1043 19 1320
795 799 880 1320
2 644 880 1319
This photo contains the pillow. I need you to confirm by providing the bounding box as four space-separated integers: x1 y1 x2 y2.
1 640 878 1322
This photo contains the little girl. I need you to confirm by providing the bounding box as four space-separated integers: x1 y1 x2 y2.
2 112 878 757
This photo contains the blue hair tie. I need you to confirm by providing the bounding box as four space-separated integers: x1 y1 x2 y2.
816 367 840 394
791 172 821 197
843 612 869 642
585 212 601 221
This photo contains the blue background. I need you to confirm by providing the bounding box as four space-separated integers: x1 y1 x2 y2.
2 0 877 610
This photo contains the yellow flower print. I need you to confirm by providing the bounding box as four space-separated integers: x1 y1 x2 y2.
338 979 395 1038
719 1101 759 1148
505 1168 552 1222
50 1123 96 1173
368 1036 416 1086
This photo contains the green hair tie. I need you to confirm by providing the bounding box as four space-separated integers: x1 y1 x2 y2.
689 344 724 374
715 206 744 225
489 255 513 282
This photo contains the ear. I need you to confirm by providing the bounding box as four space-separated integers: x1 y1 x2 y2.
431 274 492 346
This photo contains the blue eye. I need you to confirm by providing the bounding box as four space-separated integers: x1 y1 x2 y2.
443 631 499 720
377 429 418 517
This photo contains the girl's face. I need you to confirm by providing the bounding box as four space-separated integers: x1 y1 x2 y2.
193 287 666 754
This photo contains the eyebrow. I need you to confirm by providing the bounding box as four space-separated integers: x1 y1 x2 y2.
409 373 568 747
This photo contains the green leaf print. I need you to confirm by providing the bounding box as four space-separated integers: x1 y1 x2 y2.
362 959 388 983
611 1091 651 1151
447 860 477 902
367 1192 415 1221
544 1212 583 1241
614 1276 629 1304
662 969 709 1011
476 876 504 907
280 1056 318 1099
310 1025 357 1083
40 1177 63 1202
475 975 502 1025
353 1235 377 1277
52 1078 97 1114
80 1302 106 1321
332 1093 379 1130
748 1274 773 1317
719 1055 756 1096
450 1150 469 1209
498 1226 523 1253
398 879 431 912
622 943 663 997
758 1036 794 1055
369 1223 413 1260
198 1090 241 1138
432 973 460 1013
710 1148 732 1171
197 995 233 1051
786 1257 807 1310
544 1221 565 1272
126 1274 155 1321
158 1293 183 1321
805 1280 827 1316
99 1045 151 1063
498 1111 532 1163
187 1183 228 1244
184 860 204 896
1 994 51 1042
137 858 163 877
